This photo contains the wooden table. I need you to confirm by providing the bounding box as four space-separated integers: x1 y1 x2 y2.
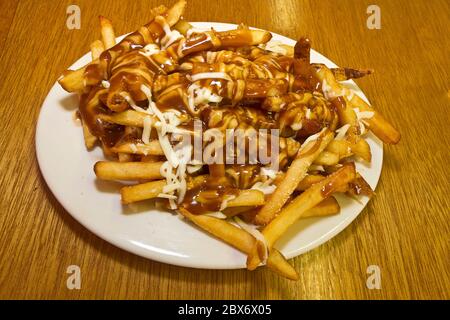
0 0 448 300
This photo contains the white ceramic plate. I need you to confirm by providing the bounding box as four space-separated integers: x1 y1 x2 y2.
36 22 383 269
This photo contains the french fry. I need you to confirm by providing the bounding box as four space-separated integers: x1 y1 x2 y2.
326 138 371 162
121 180 166 204
90 40 105 60
178 208 299 280
247 163 356 270
223 206 256 218
316 64 400 144
325 139 353 159
165 0 187 26
194 189 265 208
217 29 272 47
226 190 265 208
350 94 401 144
173 20 193 36
254 129 334 225
313 150 340 166
111 141 164 156
264 163 355 246
118 153 133 162
121 175 207 204
296 174 325 191
302 197 340 218
99 16 116 49
58 67 86 93
81 120 97 150
330 67 374 81
98 110 156 127
351 138 371 162
141 154 162 162
331 96 358 127
225 197 339 220
94 161 164 181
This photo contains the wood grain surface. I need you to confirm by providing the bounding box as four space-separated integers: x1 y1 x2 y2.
0 0 448 300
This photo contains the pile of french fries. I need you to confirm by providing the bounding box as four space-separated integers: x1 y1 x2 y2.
58 0 400 280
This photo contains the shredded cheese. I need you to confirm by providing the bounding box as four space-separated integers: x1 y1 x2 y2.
353 108 374 134
141 43 160 57
155 16 183 50
219 195 237 211
309 165 325 172
192 85 222 105
142 116 152 145
187 164 203 174
335 124 351 140
186 83 223 115
251 181 276 195
140 84 192 207
300 128 326 151
101 80 110 89
203 212 228 219
305 108 312 119
130 143 138 154
322 79 342 100
346 89 355 100
186 27 207 38
260 167 278 179
157 193 178 200
260 41 287 55
162 29 182 49
290 122 303 131
234 217 269 265
120 92 153 115
188 72 231 82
